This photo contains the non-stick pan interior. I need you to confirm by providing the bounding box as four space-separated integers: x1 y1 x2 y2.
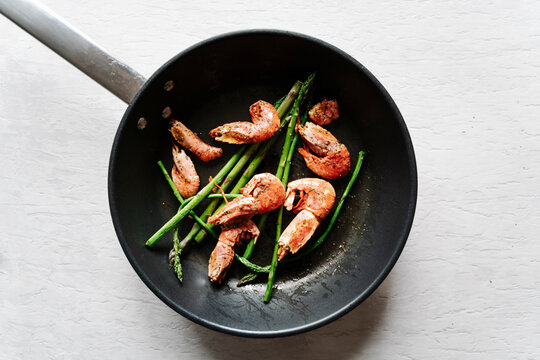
109 30 416 337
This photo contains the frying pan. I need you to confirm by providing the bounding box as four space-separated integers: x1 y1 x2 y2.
2 0 417 337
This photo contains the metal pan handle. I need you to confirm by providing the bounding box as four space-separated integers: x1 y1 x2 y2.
0 0 146 104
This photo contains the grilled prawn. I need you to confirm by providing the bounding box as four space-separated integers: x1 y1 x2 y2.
208 220 260 283
171 144 200 198
309 99 339 126
207 173 286 226
169 119 223 162
209 100 280 144
297 121 351 179
277 178 336 260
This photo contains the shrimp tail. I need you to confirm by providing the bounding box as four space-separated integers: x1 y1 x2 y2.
208 220 260 283
277 210 320 261
298 146 351 180
207 196 259 226
208 240 236 284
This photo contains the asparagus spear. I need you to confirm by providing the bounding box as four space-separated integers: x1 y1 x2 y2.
304 151 365 253
266 84 311 300
182 84 300 246
158 161 224 280
238 152 365 278
157 160 225 235
161 151 367 280
282 96 313 184
225 74 315 291
234 152 366 278
190 115 288 243
181 193 240 202
181 95 288 231
156 160 222 238
146 146 247 247
182 143 262 244
277 73 315 180
149 87 297 248
234 254 270 273
170 226 183 281
191 82 303 244
159 160 272 276
183 95 287 245
237 75 316 287
243 74 316 259
158 160 184 202
257 96 313 260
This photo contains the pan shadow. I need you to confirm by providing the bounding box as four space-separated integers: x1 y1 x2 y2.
184 275 393 360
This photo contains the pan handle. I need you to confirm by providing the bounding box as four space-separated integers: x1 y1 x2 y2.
0 0 146 104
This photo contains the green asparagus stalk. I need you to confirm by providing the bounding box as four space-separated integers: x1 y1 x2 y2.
183 93 288 244
282 96 313 183
242 74 316 260
263 208 282 301
273 95 286 112
146 146 247 247
158 160 227 281
191 116 288 243
232 74 314 290
231 77 310 192
188 81 302 243
181 193 240 203
157 159 193 281
304 151 365 253
195 91 301 242
158 160 183 202
234 254 270 273
170 226 183 281
161 151 366 281
264 73 318 301
157 161 224 230
236 152 364 275
238 75 316 288
156 160 220 238
159 162 272 275
182 143 262 245
277 73 315 180
237 272 259 285
156 89 295 249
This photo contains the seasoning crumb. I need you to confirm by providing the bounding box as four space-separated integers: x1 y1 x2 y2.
163 80 174 91
162 106 172 119
137 117 147 130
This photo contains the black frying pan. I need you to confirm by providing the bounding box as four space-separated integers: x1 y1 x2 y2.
2 0 417 337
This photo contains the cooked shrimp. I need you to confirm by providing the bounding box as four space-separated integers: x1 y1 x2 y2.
297 122 351 179
209 100 280 144
171 145 200 198
277 178 335 260
309 99 339 126
208 220 260 283
207 173 286 226
169 119 223 162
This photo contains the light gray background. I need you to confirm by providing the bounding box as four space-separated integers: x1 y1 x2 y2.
1 0 539 358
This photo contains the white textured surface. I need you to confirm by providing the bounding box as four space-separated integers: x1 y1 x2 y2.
2 0 540 358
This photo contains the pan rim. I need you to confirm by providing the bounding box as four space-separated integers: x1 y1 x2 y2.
108 29 418 338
